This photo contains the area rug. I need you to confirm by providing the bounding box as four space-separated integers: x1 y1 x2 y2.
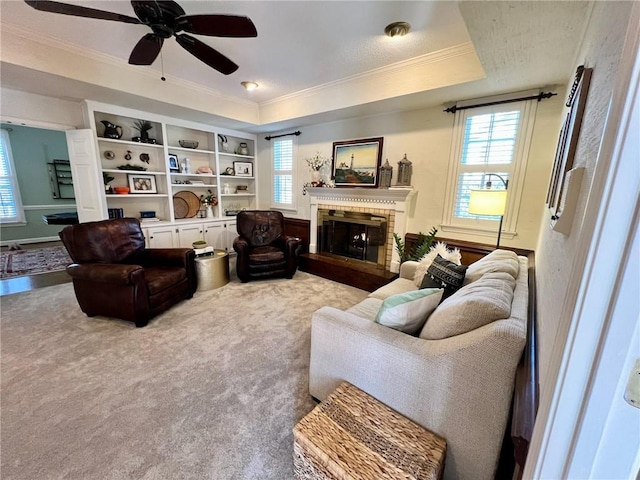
0 246 71 279
0 271 368 479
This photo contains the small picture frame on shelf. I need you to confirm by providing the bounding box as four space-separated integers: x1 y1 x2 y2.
128 174 157 194
168 153 180 173
233 161 253 177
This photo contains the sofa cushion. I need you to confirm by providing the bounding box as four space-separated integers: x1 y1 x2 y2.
368 278 417 300
420 254 468 300
375 288 443 334
464 249 520 284
413 242 462 287
420 272 516 340
346 297 384 321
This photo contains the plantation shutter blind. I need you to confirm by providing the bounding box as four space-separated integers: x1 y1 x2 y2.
273 137 294 207
0 130 24 223
454 110 519 219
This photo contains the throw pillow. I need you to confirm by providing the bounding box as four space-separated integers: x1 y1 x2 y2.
420 254 468 300
413 242 462 287
375 288 443 335
420 271 516 340
464 249 520 284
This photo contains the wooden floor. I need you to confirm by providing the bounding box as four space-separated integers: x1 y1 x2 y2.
0 241 71 296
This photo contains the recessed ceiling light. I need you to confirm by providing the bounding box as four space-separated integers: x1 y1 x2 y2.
384 21 411 38
241 81 258 91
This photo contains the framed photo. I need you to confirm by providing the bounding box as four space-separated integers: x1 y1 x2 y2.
546 66 592 214
168 153 180 173
128 174 157 194
233 161 253 177
332 137 383 187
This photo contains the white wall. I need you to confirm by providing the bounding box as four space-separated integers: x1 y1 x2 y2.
257 96 564 250
0 88 84 128
535 1 634 388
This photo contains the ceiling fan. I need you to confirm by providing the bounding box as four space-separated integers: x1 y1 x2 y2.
24 0 257 75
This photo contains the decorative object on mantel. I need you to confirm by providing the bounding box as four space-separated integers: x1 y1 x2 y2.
378 159 393 188
332 137 384 188
395 153 413 187
305 152 331 185
302 179 334 195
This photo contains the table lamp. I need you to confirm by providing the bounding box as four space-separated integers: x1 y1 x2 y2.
468 174 508 248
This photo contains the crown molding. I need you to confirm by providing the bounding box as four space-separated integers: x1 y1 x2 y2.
261 43 479 107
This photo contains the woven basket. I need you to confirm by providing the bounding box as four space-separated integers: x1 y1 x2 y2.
293 382 446 480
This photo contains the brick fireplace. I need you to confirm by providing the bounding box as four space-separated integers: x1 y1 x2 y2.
307 187 415 273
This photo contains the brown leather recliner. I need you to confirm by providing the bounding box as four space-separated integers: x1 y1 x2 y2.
233 210 300 282
59 218 196 328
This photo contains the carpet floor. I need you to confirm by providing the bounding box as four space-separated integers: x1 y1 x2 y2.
0 271 368 479
0 246 72 279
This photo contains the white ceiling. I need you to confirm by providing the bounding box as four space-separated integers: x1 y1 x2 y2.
0 1 591 132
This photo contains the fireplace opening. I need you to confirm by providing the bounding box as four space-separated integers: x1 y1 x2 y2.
318 209 388 268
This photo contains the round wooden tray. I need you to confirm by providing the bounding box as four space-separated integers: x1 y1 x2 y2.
173 196 189 219
173 190 200 218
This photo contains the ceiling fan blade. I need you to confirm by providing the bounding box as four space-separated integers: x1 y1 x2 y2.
24 1 141 24
175 34 238 75
129 34 164 65
178 15 257 37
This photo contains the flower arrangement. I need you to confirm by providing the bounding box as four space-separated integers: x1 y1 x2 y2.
200 189 218 207
305 153 330 171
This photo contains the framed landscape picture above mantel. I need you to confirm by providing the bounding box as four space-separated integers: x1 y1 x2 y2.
332 137 383 188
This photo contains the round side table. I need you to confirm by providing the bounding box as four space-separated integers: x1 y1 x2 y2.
195 250 230 291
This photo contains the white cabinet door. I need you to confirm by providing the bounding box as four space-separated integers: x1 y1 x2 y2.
223 220 237 252
147 226 176 248
203 222 224 248
66 129 106 223
177 224 203 248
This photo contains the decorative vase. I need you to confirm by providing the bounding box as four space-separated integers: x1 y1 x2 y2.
206 205 214 218
237 142 249 155
311 170 322 183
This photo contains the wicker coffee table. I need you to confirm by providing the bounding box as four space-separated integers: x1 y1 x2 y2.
293 382 446 480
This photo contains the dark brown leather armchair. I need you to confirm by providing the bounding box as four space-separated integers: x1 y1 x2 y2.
233 210 300 282
59 218 196 328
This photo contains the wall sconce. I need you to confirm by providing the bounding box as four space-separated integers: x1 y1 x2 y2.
468 173 508 248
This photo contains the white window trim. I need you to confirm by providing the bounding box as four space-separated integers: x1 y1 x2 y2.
271 135 297 212
0 129 26 224
441 92 539 239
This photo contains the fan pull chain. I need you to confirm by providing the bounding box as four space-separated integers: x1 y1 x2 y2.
160 50 166 82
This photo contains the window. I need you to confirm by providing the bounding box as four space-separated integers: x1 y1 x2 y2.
442 96 537 238
272 137 296 210
0 129 25 224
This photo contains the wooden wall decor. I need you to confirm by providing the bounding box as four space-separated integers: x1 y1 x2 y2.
546 66 593 217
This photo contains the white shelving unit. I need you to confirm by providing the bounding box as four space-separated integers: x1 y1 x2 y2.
69 101 257 251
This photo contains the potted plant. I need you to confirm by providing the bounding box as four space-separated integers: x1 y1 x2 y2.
393 227 438 263
133 119 153 142
103 172 115 193
199 189 217 218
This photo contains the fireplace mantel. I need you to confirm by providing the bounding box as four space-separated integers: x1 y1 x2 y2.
307 187 416 273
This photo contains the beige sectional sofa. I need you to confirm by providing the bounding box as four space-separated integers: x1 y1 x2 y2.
309 250 528 480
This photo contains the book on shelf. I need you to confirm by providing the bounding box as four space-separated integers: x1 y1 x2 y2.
108 208 124 219
140 217 161 223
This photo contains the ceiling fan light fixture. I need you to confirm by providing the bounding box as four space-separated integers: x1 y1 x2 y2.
384 21 411 38
241 81 259 91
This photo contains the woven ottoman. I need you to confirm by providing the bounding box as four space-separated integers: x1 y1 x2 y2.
293 382 446 480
